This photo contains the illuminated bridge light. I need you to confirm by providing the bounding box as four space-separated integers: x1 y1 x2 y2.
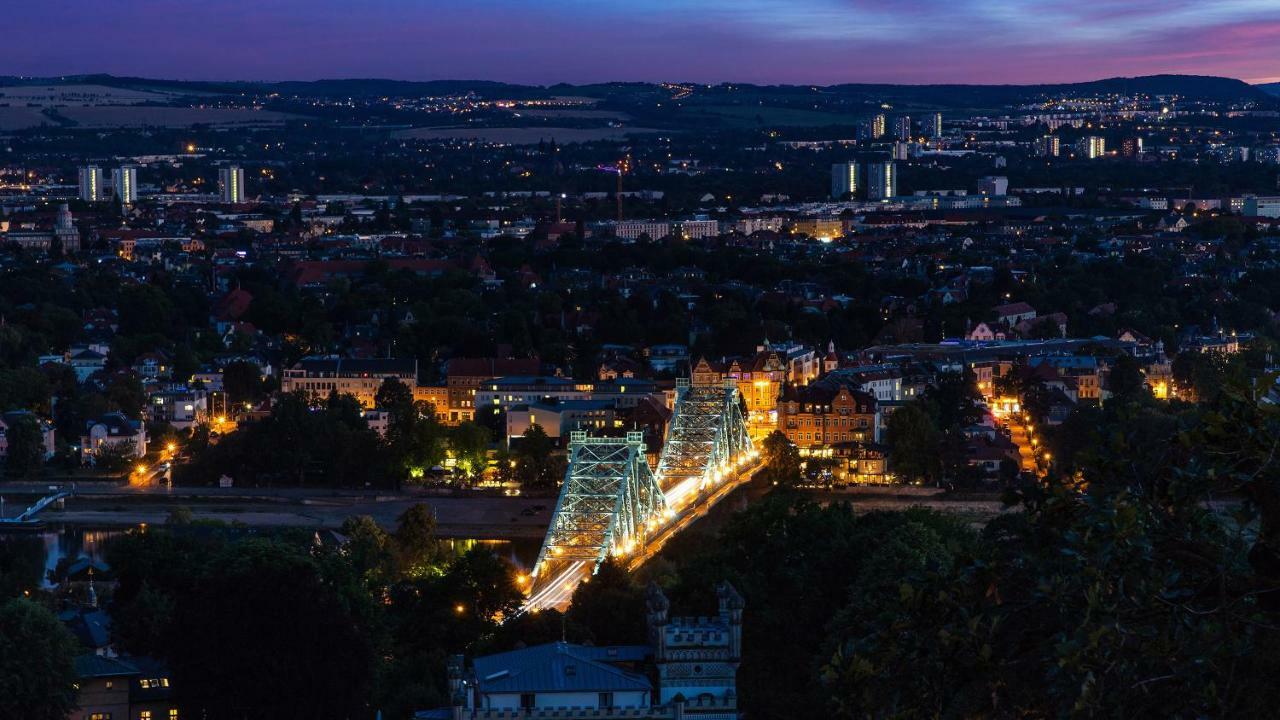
524 380 755 613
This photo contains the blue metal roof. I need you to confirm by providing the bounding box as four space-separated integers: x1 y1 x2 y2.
472 642 652 695
74 653 139 679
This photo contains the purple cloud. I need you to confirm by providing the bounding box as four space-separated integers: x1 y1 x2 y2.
0 0 1277 84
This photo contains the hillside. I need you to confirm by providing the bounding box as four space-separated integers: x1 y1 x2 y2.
0 74 1269 106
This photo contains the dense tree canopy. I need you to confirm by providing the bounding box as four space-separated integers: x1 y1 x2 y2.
0 598 80 720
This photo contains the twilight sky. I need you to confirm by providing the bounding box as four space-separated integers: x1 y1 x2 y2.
6 0 1280 85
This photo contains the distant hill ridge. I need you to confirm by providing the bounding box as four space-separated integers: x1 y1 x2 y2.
0 73 1271 105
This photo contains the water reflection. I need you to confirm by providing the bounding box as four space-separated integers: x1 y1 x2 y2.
37 526 124 588
439 537 540 570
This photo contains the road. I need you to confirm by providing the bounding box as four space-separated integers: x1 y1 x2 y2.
2 483 556 538
525 460 761 612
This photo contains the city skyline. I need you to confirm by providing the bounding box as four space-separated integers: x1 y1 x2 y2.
4 0 1280 85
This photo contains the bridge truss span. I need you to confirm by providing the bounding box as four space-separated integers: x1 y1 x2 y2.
525 380 755 612
655 379 754 508
527 431 667 608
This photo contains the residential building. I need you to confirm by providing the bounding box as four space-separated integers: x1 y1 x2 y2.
615 220 671 240
830 161 858 199
69 655 135 720
866 161 897 200
476 376 588 414
894 115 912 141
831 442 890 484
67 347 108 382
445 357 543 424
993 301 1037 326
3 203 81 253
69 654 178 720
827 365 906 402
78 166 105 202
280 357 418 408
646 345 689 373
929 112 943 138
111 166 137 205
413 385 452 422
778 379 878 451
147 388 208 429
132 352 172 380
81 413 147 463
506 399 621 439
219 165 246 203
733 216 784 235
678 219 720 239
1183 333 1241 355
0 411 56 461
1078 136 1106 159
1243 196 1280 218
1040 135 1060 157
790 217 842 240
979 176 1009 196
871 113 886 139
690 343 817 439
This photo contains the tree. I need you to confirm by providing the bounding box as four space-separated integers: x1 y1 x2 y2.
376 377 415 415
392 504 444 580
221 361 265 404
512 424 557 489
760 430 802 488
448 422 491 481
885 401 942 484
0 536 46 598
822 378 1280 718
1106 352 1146 401
341 515 395 589
105 373 146 418
1173 350 1229 401
566 558 647 645
94 439 137 472
0 598 80 720
165 506 194 525
2 414 45 480
165 539 377 718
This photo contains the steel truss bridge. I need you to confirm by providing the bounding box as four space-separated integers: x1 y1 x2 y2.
525 380 756 610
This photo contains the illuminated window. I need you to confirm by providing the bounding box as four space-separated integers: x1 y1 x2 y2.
169 711 179 720
141 712 153 720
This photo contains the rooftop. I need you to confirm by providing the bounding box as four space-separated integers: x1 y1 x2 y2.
471 642 652 695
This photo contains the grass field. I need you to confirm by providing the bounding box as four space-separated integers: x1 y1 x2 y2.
0 108 54 130
510 108 633 121
0 83 176 106
394 125 662 145
684 104 864 127
0 105 300 129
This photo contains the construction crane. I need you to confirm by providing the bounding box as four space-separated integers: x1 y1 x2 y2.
597 153 632 222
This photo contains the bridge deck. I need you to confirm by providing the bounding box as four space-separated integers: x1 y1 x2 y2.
525 382 754 612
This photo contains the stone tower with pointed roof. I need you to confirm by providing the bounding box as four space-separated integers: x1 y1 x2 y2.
647 581 743 719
